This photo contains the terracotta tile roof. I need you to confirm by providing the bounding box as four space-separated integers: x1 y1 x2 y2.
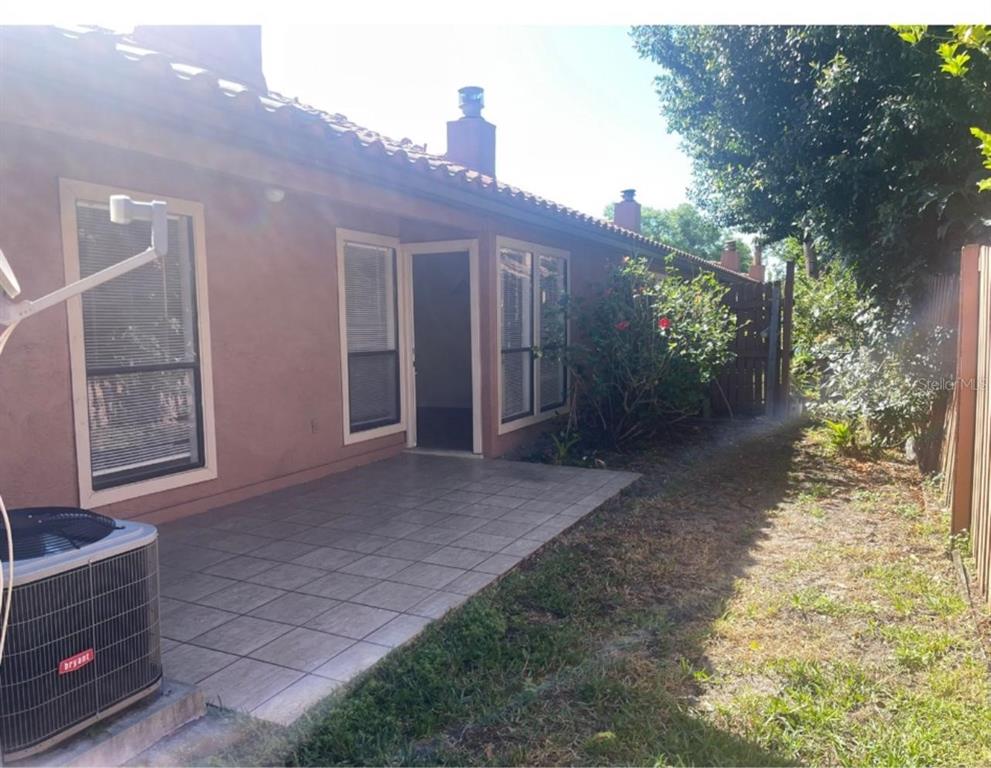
2 25 755 283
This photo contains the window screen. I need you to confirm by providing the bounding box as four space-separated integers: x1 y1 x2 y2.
539 253 568 411
500 248 534 422
343 241 400 432
76 201 203 490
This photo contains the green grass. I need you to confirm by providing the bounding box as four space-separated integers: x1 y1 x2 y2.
878 625 963 670
866 563 967 617
796 480 831 504
285 545 788 766
787 587 876 618
288 548 633 765
265 423 991 767
729 659 991 766
895 502 923 520
789 587 848 616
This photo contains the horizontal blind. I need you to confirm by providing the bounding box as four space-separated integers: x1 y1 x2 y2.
345 243 396 353
500 248 533 421
348 353 399 428
501 351 532 421
87 370 198 477
539 253 568 411
76 202 203 488
344 241 400 431
78 203 196 368
500 248 532 349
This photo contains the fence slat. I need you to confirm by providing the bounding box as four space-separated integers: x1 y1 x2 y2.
943 244 991 606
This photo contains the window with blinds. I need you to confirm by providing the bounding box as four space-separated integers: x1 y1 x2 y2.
76 201 204 490
343 241 400 433
499 243 569 424
500 248 534 422
539 253 568 411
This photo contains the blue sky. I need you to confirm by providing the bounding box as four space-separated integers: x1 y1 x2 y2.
261 25 694 219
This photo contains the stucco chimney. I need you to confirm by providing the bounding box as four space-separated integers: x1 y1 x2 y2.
721 240 741 272
446 86 496 177
613 189 642 233
748 243 766 281
131 26 267 92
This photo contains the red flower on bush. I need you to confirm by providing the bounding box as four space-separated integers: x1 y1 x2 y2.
614 320 630 331
657 316 671 330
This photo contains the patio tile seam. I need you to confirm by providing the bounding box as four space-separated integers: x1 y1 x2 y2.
160 643 242 684
163 585 466 639
162 559 514 627
164 481 630 546
162 470 639 532
164 511 605 578
164 633 387 680
199 663 305 716
162 504 620 594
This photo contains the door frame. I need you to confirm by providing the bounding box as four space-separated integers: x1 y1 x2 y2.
400 240 482 455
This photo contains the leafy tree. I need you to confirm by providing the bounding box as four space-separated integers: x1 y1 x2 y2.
631 25 991 299
893 24 991 191
603 201 752 269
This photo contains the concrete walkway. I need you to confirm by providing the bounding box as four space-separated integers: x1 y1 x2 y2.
155 453 638 725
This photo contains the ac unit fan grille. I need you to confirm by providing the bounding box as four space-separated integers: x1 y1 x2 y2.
0 541 161 759
1 507 117 562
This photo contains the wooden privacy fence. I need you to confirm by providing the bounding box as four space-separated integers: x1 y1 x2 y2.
914 274 960 473
943 243 991 606
712 261 794 417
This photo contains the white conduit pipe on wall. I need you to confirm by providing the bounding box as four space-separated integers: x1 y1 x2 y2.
0 197 168 680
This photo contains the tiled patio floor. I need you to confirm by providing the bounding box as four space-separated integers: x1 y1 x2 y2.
155 453 638 725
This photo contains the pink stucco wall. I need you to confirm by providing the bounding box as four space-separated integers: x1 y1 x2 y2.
0 76 626 524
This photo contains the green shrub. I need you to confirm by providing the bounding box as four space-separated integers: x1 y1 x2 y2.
810 300 951 449
789 259 868 399
823 419 857 454
788 257 953 451
567 256 735 448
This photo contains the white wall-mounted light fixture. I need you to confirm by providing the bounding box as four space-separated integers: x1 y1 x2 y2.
1 196 167 351
265 187 286 204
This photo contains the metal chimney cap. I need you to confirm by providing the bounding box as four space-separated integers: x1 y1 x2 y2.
620 189 637 202
458 86 485 118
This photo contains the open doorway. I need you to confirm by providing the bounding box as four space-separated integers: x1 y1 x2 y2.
410 248 474 452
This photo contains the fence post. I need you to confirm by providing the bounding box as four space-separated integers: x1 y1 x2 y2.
778 260 795 415
766 282 780 415
951 244 982 535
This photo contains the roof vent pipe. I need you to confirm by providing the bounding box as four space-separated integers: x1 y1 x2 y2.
458 86 485 118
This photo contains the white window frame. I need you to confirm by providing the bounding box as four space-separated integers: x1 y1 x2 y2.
59 178 218 508
336 228 408 445
496 236 571 435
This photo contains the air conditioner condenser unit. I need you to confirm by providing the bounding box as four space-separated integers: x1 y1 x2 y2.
0 507 162 762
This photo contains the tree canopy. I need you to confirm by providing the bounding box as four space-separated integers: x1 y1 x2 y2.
893 25 991 191
631 25 991 298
